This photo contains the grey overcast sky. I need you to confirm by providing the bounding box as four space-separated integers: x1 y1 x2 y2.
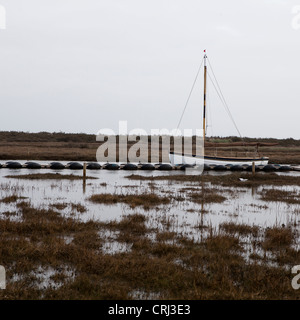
0 0 299 138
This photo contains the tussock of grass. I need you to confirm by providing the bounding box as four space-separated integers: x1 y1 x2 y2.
189 191 226 204
274 247 300 265
0 195 28 203
5 173 97 180
220 222 260 237
260 189 300 204
71 203 86 213
156 231 177 242
206 234 242 252
262 226 294 251
89 193 170 209
50 203 68 210
105 214 148 241
49 202 87 213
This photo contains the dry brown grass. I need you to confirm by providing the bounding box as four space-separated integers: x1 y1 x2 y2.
127 172 300 188
89 193 170 210
5 173 97 180
260 189 300 204
219 222 260 237
0 195 28 203
49 202 87 213
0 201 299 300
0 140 99 162
188 188 227 204
262 226 295 251
50 203 68 210
70 203 87 213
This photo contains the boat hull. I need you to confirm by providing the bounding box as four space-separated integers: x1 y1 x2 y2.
169 152 269 166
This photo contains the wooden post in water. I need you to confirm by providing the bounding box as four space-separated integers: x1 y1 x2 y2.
83 162 87 193
200 177 205 242
83 162 87 180
252 161 255 176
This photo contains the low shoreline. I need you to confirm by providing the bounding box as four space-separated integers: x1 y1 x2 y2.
1 131 300 164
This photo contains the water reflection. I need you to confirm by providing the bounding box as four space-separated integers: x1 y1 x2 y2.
0 162 300 239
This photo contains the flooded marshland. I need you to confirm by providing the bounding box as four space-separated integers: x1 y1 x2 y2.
0 161 300 299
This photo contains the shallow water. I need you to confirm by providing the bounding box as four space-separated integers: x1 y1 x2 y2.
1 161 300 239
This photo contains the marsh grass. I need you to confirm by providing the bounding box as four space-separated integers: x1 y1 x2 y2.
0 195 28 203
156 231 178 242
0 201 299 300
0 180 300 300
262 226 294 250
219 222 260 237
188 191 227 204
260 189 300 204
70 203 86 213
49 202 86 213
89 193 170 210
127 172 300 188
257 226 300 267
50 203 68 210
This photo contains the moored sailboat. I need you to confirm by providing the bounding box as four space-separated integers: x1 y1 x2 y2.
169 52 274 167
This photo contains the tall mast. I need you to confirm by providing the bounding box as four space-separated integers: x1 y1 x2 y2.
203 51 207 141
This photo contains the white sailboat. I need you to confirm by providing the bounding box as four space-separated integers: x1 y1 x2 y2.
169 52 272 167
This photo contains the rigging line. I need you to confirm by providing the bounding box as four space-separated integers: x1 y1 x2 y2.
207 70 241 138
207 57 234 118
207 71 242 138
207 57 243 139
176 57 204 132
207 58 242 139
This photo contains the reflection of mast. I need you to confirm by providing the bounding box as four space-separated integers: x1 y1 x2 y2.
200 176 204 242
203 51 207 142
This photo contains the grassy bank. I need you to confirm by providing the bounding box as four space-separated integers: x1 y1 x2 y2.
0 131 300 164
126 172 300 187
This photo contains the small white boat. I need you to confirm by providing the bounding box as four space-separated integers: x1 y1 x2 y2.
169 152 269 166
169 51 274 167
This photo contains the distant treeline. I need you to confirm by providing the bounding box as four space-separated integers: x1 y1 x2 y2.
0 131 96 143
0 131 299 146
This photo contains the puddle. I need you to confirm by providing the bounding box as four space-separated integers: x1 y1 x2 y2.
11 265 76 290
